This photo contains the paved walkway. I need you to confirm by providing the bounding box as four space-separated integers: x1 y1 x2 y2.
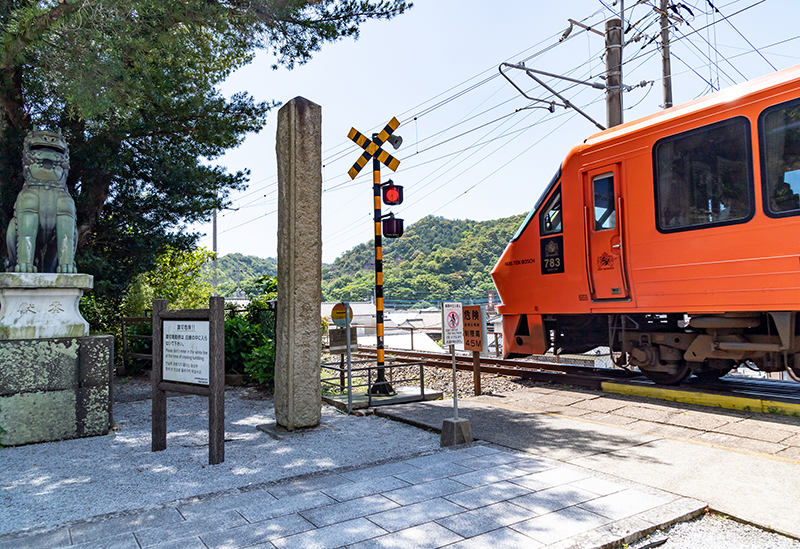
377 385 800 539
0 443 702 549
3 382 799 548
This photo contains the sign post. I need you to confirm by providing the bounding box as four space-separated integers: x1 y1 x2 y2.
463 305 486 396
330 302 355 414
152 296 225 465
440 302 473 446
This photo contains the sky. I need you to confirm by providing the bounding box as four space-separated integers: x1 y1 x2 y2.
195 0 800 264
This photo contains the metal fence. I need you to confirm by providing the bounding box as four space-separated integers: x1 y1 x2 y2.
321 358 427 408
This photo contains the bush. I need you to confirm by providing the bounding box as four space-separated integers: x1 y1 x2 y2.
225 315 268 375
244 340 276 385
224 294 277 387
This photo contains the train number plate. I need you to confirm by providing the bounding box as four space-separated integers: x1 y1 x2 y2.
540 235 565 275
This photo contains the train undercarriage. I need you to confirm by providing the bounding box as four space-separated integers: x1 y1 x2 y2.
541 312 800 384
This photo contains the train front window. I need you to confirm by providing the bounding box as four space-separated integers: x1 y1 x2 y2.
593 174 616 230
654 117 753 232
760 98 800 217
540 187 562 235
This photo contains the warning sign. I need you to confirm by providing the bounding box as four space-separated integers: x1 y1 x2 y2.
331 302 353 328
163 320 210 386
442 302 464 346
463 305 484 352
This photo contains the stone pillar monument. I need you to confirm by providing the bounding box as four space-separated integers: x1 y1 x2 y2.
274 97 322 430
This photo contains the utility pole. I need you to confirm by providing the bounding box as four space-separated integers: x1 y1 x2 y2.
605 17 623 127
660 0 674 108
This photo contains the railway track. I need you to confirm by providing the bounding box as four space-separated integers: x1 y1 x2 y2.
351 347 637 390
348 347 800 406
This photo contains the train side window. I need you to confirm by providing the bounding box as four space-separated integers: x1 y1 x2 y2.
593 174 616 230
653 116 754 232
759 98 800 217
540 187 562 235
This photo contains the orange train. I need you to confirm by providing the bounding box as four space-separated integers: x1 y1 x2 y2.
491 64 800 384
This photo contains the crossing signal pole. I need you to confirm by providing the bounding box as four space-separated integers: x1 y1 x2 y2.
347 117 403 396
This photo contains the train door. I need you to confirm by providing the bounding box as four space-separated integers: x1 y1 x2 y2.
583 164 629 300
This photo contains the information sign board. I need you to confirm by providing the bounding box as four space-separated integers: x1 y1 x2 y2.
163 320 210 386
462 305 484 352
442 302 464 346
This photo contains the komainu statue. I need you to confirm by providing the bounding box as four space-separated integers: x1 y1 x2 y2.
6 127 78 273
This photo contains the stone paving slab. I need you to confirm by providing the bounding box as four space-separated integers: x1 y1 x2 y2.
376 391 800 539
0 442 703 549
366 497 466 532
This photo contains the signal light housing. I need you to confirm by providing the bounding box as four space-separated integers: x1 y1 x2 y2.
382 181 403 205
383 215 404 238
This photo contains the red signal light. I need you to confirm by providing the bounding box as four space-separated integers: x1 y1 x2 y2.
382 183 403 205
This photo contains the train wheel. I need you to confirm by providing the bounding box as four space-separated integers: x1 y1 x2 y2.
639 362 691 385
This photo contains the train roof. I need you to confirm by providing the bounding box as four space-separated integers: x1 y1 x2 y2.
580 63 800 150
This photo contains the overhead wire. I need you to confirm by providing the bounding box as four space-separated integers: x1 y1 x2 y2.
213 0 785 259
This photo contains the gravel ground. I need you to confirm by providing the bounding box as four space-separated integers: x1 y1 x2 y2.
631 513 800 548
348 362 541 400
0 379 441 535
2 374 799 548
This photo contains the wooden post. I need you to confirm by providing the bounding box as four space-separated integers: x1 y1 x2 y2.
472 350 482 396
120 320 128 376
151 299 168 452
208 296 225 465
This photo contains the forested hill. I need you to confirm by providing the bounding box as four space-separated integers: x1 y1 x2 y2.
201 253 277 296
322 214 526 308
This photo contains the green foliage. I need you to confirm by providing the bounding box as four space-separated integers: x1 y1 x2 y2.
322 214 526 306
80 293 123 337
224 278 277 385
225 315 269 375
244 340 276 385
123 321 153 376
203 254 278 297
122 246 214 315
0 0 410 301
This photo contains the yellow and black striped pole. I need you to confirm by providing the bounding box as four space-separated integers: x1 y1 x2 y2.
345 118 401 397
371 136 394 395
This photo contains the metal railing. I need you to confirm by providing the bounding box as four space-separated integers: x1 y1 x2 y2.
321 358 426 407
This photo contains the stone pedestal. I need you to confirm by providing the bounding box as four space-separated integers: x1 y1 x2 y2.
0 335 113 446
441 417 474 447
0 273 93 340
274 97 323 430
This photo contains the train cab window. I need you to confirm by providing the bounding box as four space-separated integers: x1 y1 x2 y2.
593 174 616 230
759 98 800 217
539 187 562 235
511 168 561 242
654 117 754 232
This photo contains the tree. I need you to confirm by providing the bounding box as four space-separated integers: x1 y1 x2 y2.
0 0 411 298
122 246 215 315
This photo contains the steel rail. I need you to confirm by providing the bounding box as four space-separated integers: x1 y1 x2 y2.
348 347 800 403
352 347 636 389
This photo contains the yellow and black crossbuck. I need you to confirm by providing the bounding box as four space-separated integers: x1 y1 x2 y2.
347 117 401 179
